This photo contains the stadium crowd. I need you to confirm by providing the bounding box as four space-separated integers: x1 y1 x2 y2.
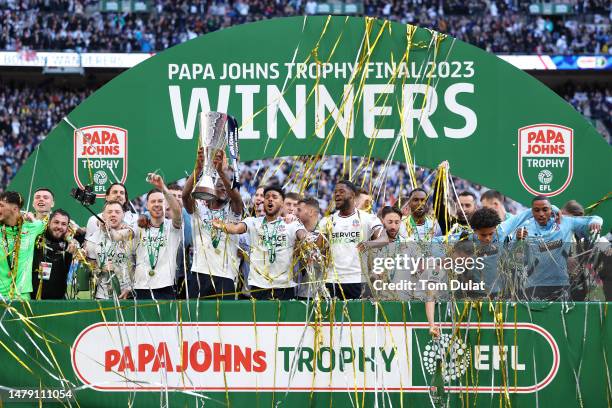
233 156 526 215
0 83 93 189
0 0 610 54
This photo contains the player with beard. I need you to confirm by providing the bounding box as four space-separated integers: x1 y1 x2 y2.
33 188 55 221
521 196 602 301
85 183 138 240
132 174 182 300
381 206 408 242
213 185 308 300
295 197 323 299
0 191 46 300
85 201 134 300
366 206 420 300
295 198 320 237
400 188 442 241
320 180 383 300
457 192 478 222
32 209 80 299
183 148 244 299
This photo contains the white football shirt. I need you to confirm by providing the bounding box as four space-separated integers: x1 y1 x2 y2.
191 202 241 279
133 219 182 290
242 216 305 288
320 209 383 284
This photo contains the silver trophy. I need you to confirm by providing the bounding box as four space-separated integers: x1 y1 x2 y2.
192 111 240 200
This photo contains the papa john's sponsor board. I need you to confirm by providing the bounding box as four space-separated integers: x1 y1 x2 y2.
71 322 559 393
74 125 128 198
518 124 573 197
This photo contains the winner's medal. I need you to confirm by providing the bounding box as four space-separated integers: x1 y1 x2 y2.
262 218 280 264
211 227 221 248
146 221 165 277
208 207 224 249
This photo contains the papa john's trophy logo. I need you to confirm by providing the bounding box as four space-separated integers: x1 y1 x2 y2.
518 124 573 197
74 125 128 197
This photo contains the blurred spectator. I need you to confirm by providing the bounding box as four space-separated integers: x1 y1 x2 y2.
0 0 609 54
0 82 94 188
557 83 612 144
126 154 526 216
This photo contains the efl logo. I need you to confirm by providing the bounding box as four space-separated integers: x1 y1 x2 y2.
518 124 573 197
74 125 128 198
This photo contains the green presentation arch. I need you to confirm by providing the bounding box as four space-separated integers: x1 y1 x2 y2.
8 16 611 224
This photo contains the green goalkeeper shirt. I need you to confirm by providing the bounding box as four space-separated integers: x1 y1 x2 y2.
0 219 46 300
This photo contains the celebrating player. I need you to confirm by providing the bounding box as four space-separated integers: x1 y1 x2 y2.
32 209 80 299
521 196 602 300
320 180 383 299
283 192 301 216
213 185 309 300
33 188 55 221
0 191 46 300
85 201 134 300
295 196 323 299
400 188 442 241
183 148 244 299
132 174 182 300
85 183 138 240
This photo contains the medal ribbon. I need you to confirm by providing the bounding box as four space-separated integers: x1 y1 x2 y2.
1 221 23 279
405 215 434 242
146 221 165 272
207 208 225 248
99 235 118 271
262 218 281 264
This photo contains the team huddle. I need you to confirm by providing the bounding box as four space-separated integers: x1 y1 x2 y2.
0 153 609 303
